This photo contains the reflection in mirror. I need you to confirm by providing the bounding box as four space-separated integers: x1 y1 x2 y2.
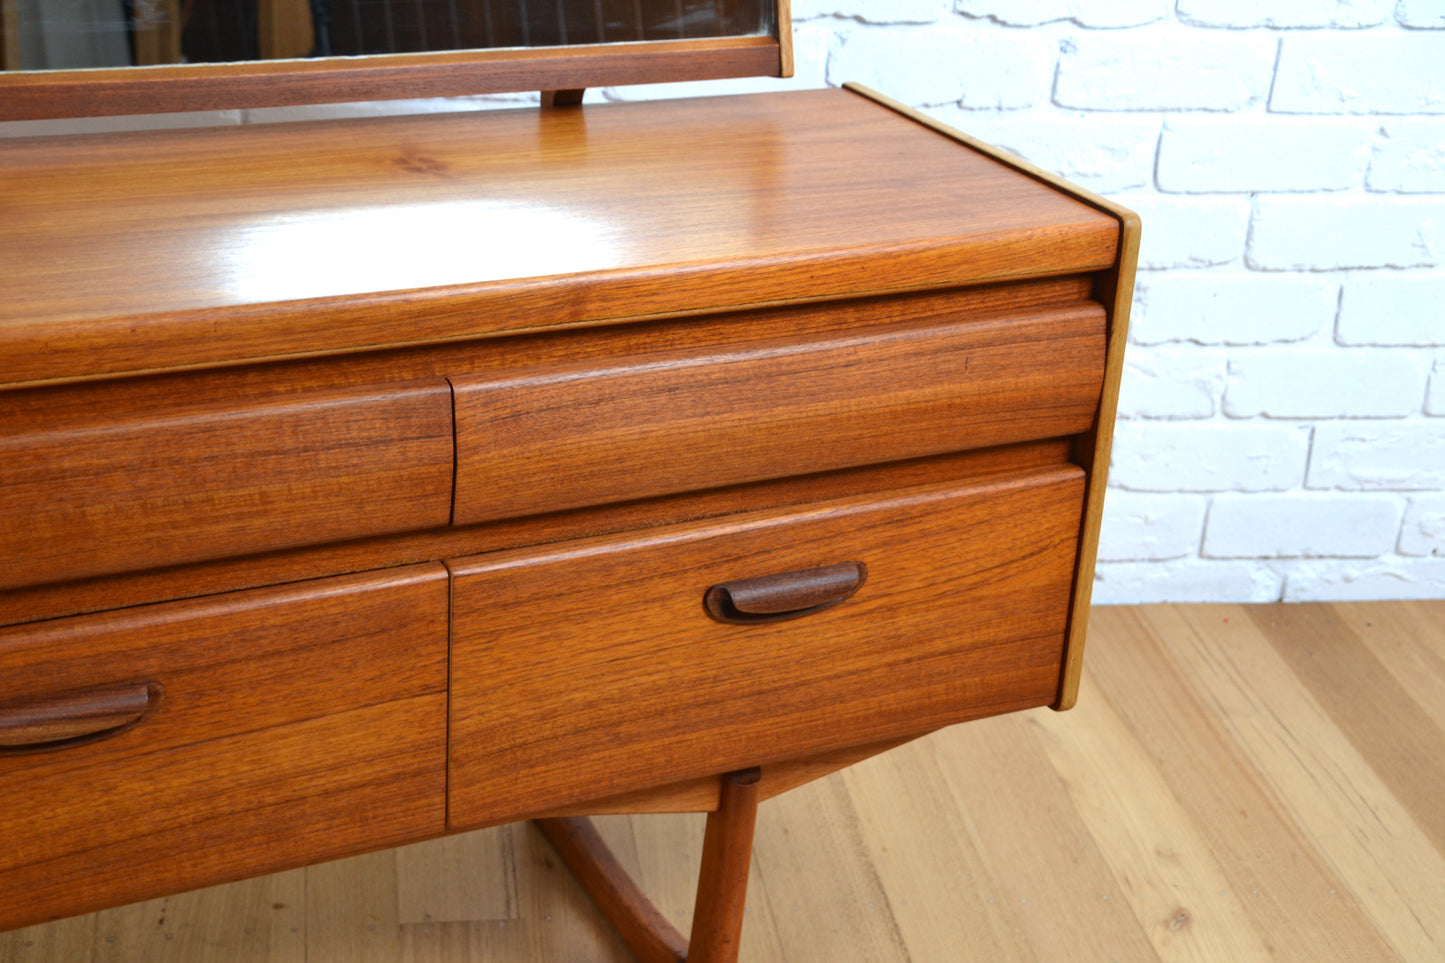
0 0 773 71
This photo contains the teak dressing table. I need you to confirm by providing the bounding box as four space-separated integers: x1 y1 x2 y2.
0 7 1138 959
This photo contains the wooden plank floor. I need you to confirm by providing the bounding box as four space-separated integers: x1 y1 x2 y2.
3 601 1442 962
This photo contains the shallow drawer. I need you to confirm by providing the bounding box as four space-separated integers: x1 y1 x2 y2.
0 378 454 590
0 564 449 931
448 467 1085 828
451 304 1104 525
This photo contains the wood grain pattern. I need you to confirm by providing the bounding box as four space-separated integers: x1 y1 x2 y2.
0 36 782 120
1084 607 1397 961
687 769 762 963
840 84 1139 713
0 439 1074 629
537 736 915 816
776 0 793 77
10 603 1432 962
0 88 1128 950
448 468 1084 829
1348 601 1445 732
0 377 453 589
1252 605 1445 856
7 274 1089 395
0 565 449 932
1059 232 1138 709
0 90 1117 388
453 305 1103 523
1163 604 1445 960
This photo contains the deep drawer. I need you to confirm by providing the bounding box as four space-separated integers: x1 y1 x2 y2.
0 378 454 590
451 304 1104 525
0 565 449 931
447 467 1085 828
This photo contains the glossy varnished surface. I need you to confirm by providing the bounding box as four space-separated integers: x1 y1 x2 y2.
0 88 1117 387
0 32 785 121
0 377 454 590
6 602 1433 962
453 304 1104 524
846 85 1143 710
0 565 450 932
0 440 1075 629
0 85 1133 946
448 469 1083 828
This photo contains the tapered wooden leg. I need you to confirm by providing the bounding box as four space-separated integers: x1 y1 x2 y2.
686 768 762 963
534 766 763 963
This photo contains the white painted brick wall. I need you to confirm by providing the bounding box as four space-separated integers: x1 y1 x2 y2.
1399 494 1445 555
1114 345 1226 419
1177 0 1393 29
942 112 1159 193
1092 560 1284 604
1272 34 1445 114
1110 423 1312 492
1111 194 1251 269
1096 491 1207 561
954 0 1171 28
5 6 1443 602
791 0 947 24
1308 422 1445 489
1131 273 1334 345
1337 275 1445 345
1248 196 1445 270
1429 361 1445 414
1282 559 1445 600
1055 29 1277 112
1157 117 1372 193
1368 121 1445 192
1203 493 1404 558
827 25 1053 108
1396 1 1445 29
1223 349 1431 418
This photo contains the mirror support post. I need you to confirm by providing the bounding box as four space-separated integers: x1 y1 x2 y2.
541 89 586 107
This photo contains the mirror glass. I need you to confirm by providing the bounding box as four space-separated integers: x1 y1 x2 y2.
0 0 773 71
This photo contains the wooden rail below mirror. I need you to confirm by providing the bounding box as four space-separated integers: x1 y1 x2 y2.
0 0 791 119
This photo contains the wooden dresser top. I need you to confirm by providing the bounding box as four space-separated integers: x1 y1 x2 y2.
0 86 1118 387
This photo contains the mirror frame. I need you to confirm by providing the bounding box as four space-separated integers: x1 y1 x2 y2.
0 1 791 120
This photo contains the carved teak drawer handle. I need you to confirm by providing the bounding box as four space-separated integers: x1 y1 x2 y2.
0 683 159 751
704 562 868 625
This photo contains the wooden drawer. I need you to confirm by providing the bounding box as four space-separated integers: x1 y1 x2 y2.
0 565 449 931
0 378 454 590
451 304 1104 524
447 467 1085 828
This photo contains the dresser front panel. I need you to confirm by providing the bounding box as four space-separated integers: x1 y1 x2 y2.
447 467 1084 829
0 378 455 589
0 83 1137 938
452 304 1104 525
0 565 449 931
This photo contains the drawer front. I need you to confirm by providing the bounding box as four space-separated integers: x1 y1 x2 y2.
0 565 448 931
448 468 1084 829
452 305 1104 525
0 380 454 590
